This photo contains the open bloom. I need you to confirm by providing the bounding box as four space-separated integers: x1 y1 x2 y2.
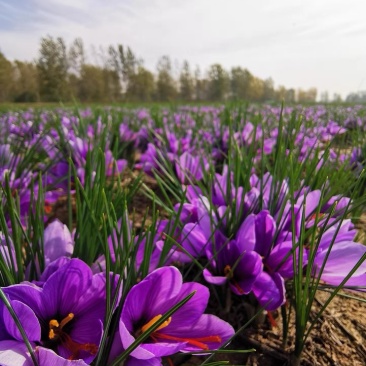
312 220 366 287
203 230 263 296
0 259 109 365
113 266 234 364
175 151 209 184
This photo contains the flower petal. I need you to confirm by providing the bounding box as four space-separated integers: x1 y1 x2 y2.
2 300 41 342
122 267 182 330
315 241 366 280
236 214 256 251
43 220 74 265
125 356 163 366
37 347 89 366
172 314 234 352
254 211 276 257
42 259 93 319
0 340 34 366
203 269 227 286
252 272 285 311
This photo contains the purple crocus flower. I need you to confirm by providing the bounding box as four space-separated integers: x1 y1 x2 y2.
0 259 108 365
43 220 74 266
203 229 263 296
113 266 234 364
25 220 74 283
312 220 366 287
249 211 302 310
175 152 209 184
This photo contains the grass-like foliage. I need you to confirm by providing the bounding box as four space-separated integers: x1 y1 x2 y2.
0 103 365 366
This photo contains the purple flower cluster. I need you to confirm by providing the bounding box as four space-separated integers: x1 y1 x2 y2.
152 168 366 310
1 104 366 365
0 259 234 366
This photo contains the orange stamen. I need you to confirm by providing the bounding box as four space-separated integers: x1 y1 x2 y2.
141 314 172 333
48 313 98 360
154 333 222 350
60 313 74 328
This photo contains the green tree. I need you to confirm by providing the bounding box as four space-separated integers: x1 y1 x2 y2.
126 65 155 102
248 76 264 102
0 52 13 102
78 64 105 102
179 60 194 101
286 88 296 103
69 38 85 75
12 61 39 102
37 36 69 101
297 88 317 103
207 64 229 101
263 77 275 101
230 67 253 101
156 55 177 101
108 44 138 96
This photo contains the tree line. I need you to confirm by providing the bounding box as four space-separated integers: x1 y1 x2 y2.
0 35 320 104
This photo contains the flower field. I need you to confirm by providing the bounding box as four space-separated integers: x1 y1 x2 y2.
0 103 365 366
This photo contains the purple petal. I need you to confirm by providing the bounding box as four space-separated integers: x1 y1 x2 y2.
43 220 74 265
39 257 71 284
2 300 41 342
267 241 307 278
37 347 89 366
125 356 163 366
0 341 34 366
162 282 209 326
297 190 321 219
118 320 156 360
170 314 234 352
121 267 182 331
254 211 276 257
230 250 263 295
3 284 44 323
203 269 227 286
236 214 256 251
315 241 366 280
181 223 208 257
140 341 186 358
252 272 285 310
41 259 93 319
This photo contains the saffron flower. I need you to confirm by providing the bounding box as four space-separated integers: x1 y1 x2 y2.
175 152 209 184
0 259 108 365
203 229 263 296
312 220 366 287
113 266 234 364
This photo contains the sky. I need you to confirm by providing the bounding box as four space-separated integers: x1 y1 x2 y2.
1 0 366 99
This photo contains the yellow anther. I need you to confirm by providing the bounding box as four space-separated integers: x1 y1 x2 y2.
141 314 172 334
49 329 56 340
49 319 59 328
48 313 75 340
